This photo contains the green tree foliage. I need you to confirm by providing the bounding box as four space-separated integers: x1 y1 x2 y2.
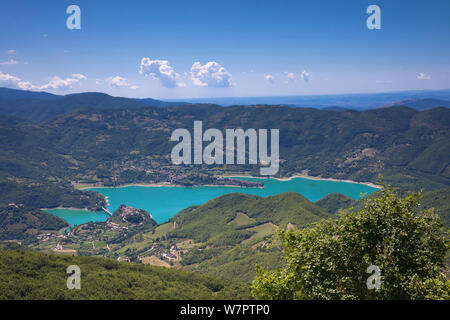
0 180 106 211
252 186 449 299
315 193 356 215
0 205 69 240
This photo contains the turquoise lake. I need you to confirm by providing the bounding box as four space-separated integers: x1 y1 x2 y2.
46 177 378 226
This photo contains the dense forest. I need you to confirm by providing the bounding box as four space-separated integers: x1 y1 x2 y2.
0 243 250 300
0 205 68 241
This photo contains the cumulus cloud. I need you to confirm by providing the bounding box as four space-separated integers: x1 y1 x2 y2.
0 72 24 88
0 72 86 91
300 70 311 82
16 81 38 91
105 76 139 89
190 61 233 87
40 74 87 91
265 74 274 84
71 73 86 80
0 72 38 90
416 73 431 80
0 59 19 65
139 57 180 88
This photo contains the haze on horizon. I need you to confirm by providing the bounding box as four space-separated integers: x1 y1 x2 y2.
1 0 450 100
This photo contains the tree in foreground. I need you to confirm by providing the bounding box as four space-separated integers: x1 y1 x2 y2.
252 185 449 299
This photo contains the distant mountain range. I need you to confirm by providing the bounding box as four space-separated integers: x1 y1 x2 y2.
0 87 189 122
380 98 450 110
0 87 61 100
0 87 449 123
169 89 450 110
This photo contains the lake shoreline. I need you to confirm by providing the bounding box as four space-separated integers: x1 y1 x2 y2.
77 182 263 190
46 174 379 226
221 173 383 189
75 173 381 190
41 207 97 211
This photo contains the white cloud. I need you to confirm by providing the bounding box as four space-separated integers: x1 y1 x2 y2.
0 72 22 87
71 73 87 80
190 61 233 88
0 72 86 92
16 81 38 91
0 72 38 90
0 59 19 65
139 57 180 88
7 50 16 55
40 76 77 91
105 76 139 89
40 74 87 91
416 73 431 80
265 74 274 84
300 70 311 82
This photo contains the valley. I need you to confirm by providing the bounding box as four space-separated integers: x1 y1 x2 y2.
0 87 448 299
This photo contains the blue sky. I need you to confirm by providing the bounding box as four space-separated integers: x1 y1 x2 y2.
1 0 449 99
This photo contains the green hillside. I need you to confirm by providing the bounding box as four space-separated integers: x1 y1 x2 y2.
315 193 357 215
168 192 329 243
148 192 329 282
29 192 330 283
0 180 105 211
316 188 450 228
0 89 188 122
0 243 250 300
421 188 450 227
0 205 69 241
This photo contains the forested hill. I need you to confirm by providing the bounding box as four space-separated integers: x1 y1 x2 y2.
1 103 449 192
0 88 188 122
124 192 331 282
0 205 69 241
1 87 449 123
0 243 250 300
168 192 330 244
